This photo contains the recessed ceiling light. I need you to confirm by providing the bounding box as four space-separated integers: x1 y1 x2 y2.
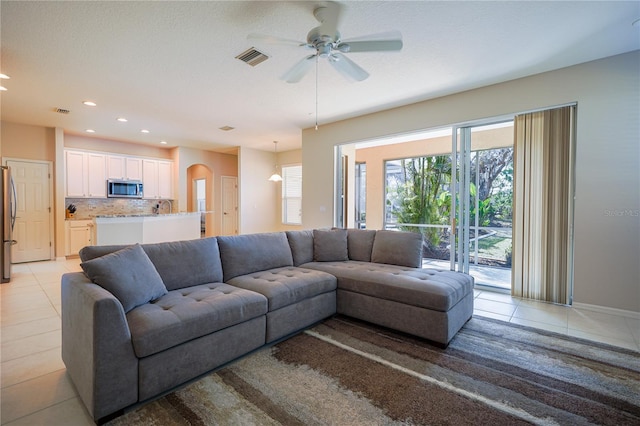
116 117 128 122
0 74 9 79
86 129 96 133
0 86 6 91
160 141 167 145
219 126 235 131
83 101 97 107
141 129 150 134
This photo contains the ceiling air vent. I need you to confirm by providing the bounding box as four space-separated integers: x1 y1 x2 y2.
55 107 71 114
236 47 269 67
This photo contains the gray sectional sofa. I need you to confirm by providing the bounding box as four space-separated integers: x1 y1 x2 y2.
61 228 474 423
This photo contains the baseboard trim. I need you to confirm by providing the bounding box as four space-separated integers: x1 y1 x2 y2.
572 302 640 320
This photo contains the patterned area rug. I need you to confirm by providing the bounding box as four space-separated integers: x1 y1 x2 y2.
108 316 640 425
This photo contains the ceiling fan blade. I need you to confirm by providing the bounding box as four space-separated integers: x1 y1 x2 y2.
329 53 369 82
248 33 306 47
314 2 344 39
281 55 316 83
340 31 403 52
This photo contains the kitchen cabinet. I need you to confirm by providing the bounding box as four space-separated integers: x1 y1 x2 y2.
65 220 94 256
65 151 86 197
143 159 173 199
65 151 106 198
66 150 171 199
107 155 143 181
157 160 173 199
87 153 107 197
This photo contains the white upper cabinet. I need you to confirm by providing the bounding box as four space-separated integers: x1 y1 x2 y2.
107 155 143 181
157 160 173 199
125 157 143 181
142 159 173 199
106 155 125 180
66 151 106 198
65 151 86 197
86 153 107 197
142 159 158 199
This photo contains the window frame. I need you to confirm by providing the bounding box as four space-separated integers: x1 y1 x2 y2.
281 163 302 225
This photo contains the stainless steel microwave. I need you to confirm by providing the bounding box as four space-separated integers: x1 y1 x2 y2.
107 179 143 198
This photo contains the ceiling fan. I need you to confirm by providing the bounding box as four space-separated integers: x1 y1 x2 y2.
248 2 403 83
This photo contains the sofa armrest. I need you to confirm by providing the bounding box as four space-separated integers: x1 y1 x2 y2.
61 272 138 421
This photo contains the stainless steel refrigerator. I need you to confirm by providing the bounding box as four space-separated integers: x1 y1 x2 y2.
1 165 17 283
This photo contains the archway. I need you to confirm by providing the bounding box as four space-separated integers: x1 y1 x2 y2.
186 164 214 237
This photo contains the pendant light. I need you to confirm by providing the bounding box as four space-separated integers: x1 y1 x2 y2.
268 141 283 182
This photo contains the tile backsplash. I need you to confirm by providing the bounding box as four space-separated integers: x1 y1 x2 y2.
65 198 178 219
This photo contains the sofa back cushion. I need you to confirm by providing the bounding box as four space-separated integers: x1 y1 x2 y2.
371 230 423 268
80 244 167 312
286 230 314 266
79 237 224 291
347 229 377 262
218 232 294 281
313 229 349 261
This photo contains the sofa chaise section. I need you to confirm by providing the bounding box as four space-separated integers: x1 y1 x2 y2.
291 229 474 346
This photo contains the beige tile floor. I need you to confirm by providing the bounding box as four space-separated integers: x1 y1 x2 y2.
1 259 639 425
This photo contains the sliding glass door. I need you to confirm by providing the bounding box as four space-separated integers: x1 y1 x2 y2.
452 122 514 289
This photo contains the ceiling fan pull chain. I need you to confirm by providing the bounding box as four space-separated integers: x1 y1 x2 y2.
315 55 319 131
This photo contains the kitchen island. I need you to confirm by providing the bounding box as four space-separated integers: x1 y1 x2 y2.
94 212 201 245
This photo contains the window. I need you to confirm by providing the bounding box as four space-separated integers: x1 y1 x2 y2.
282 164 302 225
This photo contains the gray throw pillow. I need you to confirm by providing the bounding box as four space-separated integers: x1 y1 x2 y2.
80 244 168 313
313 229 348 261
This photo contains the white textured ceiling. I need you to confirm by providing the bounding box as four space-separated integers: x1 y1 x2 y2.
1 1 639 153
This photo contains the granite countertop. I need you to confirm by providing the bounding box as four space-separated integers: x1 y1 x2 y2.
95 212 205 218
66 211 215 220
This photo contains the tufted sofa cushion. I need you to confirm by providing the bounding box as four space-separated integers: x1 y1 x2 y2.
301 261 473 312
227 267 337 311
126 283 268 358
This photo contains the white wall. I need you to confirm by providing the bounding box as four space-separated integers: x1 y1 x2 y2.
302 51 640 313
238 146 278 234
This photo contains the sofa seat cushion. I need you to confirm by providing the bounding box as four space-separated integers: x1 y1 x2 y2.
301 261 473 312
127 283 268 358
227 267 337 312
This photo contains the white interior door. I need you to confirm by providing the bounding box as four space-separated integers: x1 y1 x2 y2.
221 176 238 235
8 160 52 263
